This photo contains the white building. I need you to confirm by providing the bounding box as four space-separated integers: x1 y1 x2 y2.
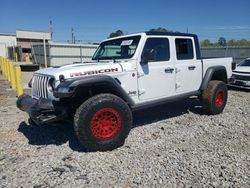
0 30 51 60
0 33 17 58
0 29 98 65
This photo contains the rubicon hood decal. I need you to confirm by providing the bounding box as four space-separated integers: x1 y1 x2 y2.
34 61 125 80
70 68 119 78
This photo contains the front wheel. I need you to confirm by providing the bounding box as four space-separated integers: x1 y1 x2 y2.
201 80 228 115
74 94 132 151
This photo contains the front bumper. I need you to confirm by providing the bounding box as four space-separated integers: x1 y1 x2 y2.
16 95 67 125
228 78 250 90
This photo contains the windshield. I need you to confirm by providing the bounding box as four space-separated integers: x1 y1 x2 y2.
92 36 141 60
239 59 250 66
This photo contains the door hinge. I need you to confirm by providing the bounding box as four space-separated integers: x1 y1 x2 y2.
175 83 181 89
138 89 145 95
137 72 145 78
175 68 181 73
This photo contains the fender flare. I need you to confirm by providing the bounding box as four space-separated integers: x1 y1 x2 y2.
53 75 135 107
200 65 227 91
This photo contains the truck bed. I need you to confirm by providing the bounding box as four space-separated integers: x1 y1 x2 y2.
202 57 233 79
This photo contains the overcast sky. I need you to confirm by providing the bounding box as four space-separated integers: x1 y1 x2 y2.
0 0 249 42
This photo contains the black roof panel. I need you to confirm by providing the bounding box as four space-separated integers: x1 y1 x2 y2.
145 31 197 38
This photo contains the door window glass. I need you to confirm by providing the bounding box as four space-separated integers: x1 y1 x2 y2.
142 38 170 62
175 38 194 60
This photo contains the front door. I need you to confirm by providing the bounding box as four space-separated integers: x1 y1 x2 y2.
137 37 175 101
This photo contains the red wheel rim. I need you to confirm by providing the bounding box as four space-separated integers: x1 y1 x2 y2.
215 90 224 108
90 108 121 140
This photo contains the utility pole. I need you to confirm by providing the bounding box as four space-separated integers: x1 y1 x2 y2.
43 35 47 68
71 27 74 44
49 20 53 40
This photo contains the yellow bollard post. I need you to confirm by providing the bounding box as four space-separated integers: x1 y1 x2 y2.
15 53 18 62
6 60 9 81
0 57 2 74
1 58 3 75
1 58 3 72
10 62 16 89
15 66 23 96
3 59 6 77
7 61 11 82
4 59 7 77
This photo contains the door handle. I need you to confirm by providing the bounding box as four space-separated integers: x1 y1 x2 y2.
188 66 196 70
165 68 174 73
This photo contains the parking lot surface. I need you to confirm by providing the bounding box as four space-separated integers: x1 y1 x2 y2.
0 73 249 187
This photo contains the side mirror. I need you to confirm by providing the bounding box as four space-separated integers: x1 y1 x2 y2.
231 62 236 70
141 49 154 65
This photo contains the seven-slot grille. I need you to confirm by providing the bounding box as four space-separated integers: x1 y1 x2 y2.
32 74 52 99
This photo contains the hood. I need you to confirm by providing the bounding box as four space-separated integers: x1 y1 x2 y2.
233 66 250 74
35 62 123 80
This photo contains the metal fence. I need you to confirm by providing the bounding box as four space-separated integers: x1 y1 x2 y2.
32 43 98 67
32 44 250 66
201 46 250 64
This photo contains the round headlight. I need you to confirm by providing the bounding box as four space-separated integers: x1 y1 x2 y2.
48 78 55 92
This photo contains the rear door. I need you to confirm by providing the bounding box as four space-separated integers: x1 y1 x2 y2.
174 37 202 94
137 37 175 101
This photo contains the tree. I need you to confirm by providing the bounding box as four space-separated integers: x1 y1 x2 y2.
108 30 124 38
218 37 227 46
148 27 172 32
201 39 212 47
200 38 250 47
227 39 236 46
237 39 250 46
227 39 250 46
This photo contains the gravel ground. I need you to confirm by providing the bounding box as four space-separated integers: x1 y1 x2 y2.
0 73 249 187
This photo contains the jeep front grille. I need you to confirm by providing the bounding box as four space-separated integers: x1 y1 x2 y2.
32 75 51 99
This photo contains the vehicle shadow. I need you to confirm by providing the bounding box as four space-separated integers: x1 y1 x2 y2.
18 120 86 152
18 97 204 152
133 97 204 127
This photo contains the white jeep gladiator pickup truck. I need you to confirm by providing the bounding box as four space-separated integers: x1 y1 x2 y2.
17 32 233 151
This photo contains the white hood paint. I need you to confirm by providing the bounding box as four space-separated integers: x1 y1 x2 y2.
234 66 250 73
35 62 124 80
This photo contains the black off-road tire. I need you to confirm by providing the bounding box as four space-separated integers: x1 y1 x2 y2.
202 80 228 115
74 94 132 151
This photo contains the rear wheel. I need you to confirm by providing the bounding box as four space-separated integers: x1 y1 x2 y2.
74 94 132 151
202 80 228 115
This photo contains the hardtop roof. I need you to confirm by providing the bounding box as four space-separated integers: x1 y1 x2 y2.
145 31 197 38
102 31 198 42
